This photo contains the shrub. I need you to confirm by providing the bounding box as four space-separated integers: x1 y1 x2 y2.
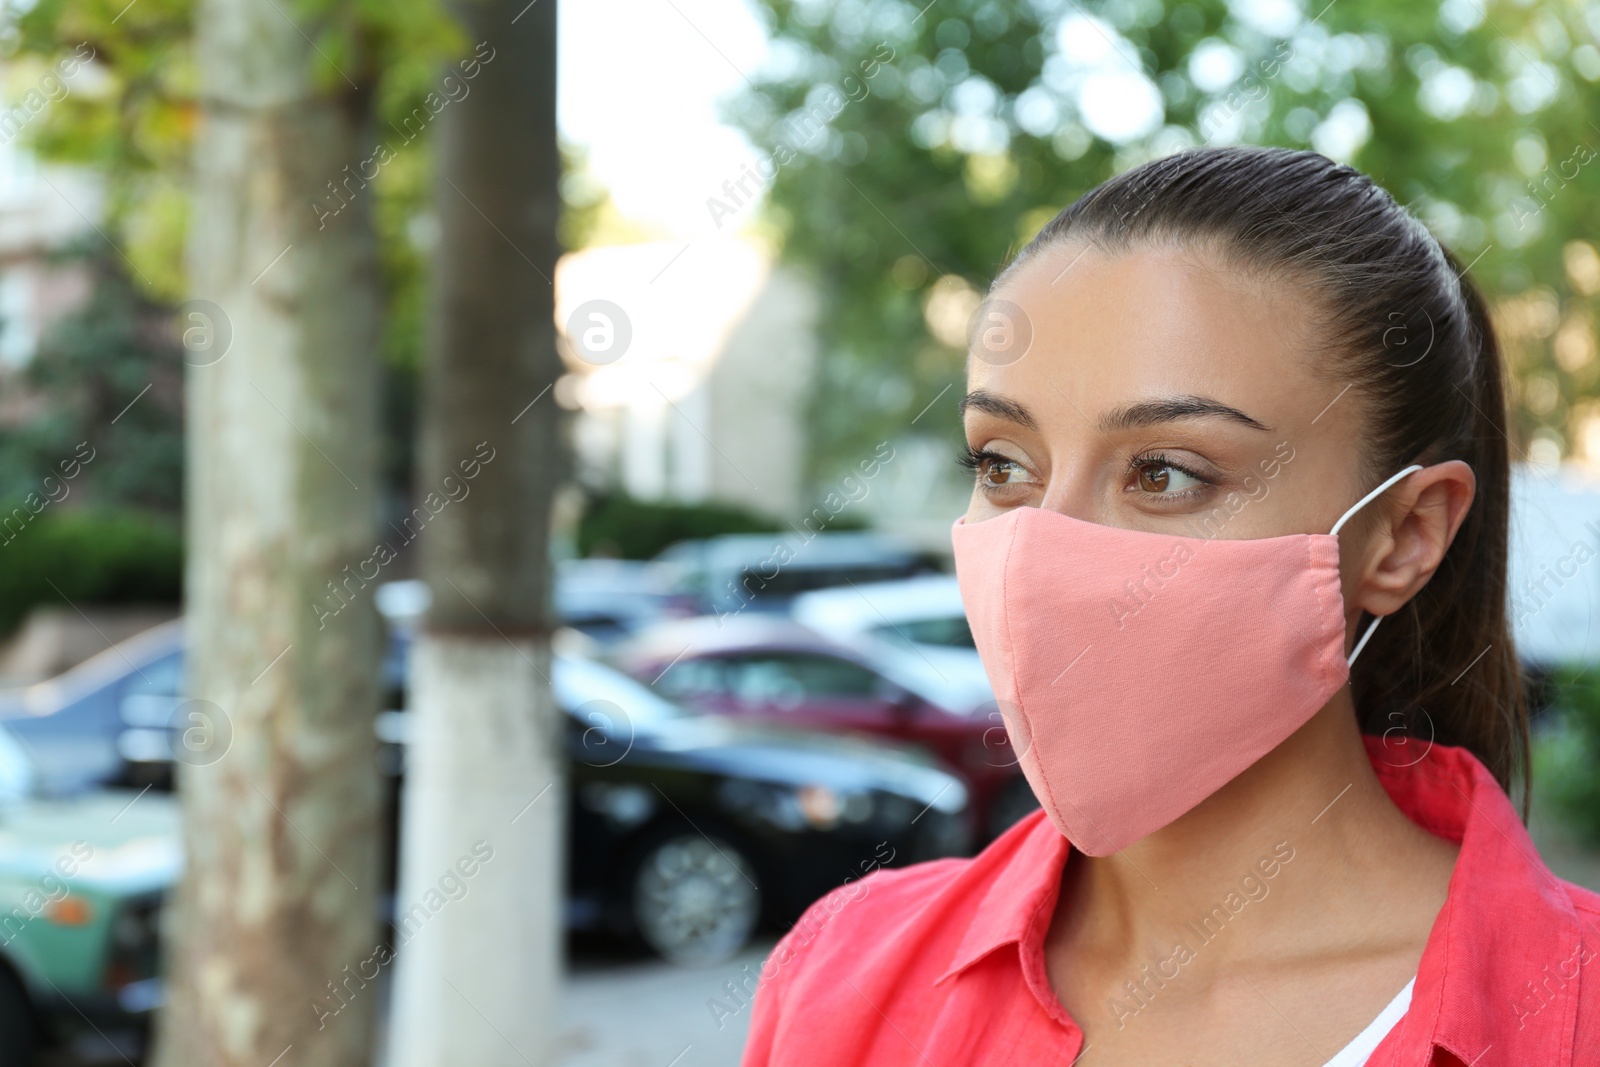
577 491 783 560
1536 667 1600 846
0 505 183 634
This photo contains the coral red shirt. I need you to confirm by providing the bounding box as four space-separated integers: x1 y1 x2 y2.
741 737 1600 1066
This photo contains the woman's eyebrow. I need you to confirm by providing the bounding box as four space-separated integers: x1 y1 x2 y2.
1099 395 1272 432
957 389 1038 430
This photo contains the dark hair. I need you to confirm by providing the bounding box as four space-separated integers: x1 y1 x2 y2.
1000 145 1527 806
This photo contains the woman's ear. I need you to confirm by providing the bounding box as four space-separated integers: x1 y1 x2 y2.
1353 460 1476 619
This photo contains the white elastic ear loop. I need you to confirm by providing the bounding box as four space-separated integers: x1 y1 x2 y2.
1347 616 1383 667
1331 463 1424 667
1328 464 1425 537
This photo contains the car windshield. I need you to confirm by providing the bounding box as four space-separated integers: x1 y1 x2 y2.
868 648 978 711
552 655 692 729
870 614 975 648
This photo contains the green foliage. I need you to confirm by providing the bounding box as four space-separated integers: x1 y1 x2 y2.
730 0 1600 489
0 505 182 633
13 0 198 302
371 118 431 497
7 0 517 508
0 246 184 513
577 491 790 560
1536 668 1600 846
13 0 464 310
559 142 615 251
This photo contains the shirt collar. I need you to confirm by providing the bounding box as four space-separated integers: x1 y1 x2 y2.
1370 735 1589 1065
931 736 1593 1064
932 804 1068 986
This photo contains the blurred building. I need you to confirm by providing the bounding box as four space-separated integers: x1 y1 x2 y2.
0 141 100 374
554 235 818 521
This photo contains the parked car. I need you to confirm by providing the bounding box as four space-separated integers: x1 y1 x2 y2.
656 531 936 617
552 559 699 646
0 722 177 1066
0 620 185 797
610 615 1039 841
790 575 994 712
380 644 971 962
0 617 972 965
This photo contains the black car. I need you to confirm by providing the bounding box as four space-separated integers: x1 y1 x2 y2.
381 649 970 962
0 623 974 965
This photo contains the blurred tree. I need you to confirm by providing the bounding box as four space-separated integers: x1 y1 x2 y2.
3 3 578 1063
11 2 609 562
137 1 438 1065
728 0 1600 490
386 0 565 1064
0 245 184 513
13 0 464 527
378 139 614 522
14 0 461 297
13 0 197 302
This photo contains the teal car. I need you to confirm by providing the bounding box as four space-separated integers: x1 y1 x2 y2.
0 722 177 1065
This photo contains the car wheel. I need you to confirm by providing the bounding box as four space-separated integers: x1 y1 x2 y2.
0 966 38 1067
988 775 1041 838
631 832 761 966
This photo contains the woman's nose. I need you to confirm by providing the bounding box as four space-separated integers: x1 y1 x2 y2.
1036 474 1103 525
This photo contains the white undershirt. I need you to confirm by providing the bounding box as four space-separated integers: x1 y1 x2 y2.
1319 978 1415 1067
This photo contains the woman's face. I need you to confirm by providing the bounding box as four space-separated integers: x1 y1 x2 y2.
961 241 1371 541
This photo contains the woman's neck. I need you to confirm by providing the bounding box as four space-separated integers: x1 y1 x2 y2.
1048 693 1460 976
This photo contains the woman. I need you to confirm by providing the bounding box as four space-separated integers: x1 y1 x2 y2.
741 146 1600 1065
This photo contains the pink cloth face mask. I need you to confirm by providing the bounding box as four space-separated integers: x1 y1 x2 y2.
950 465 1422 855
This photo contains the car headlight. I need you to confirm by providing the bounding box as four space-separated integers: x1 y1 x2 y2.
719 780 875 831
579 781 656 830
795 785 842 828
794 785 881 828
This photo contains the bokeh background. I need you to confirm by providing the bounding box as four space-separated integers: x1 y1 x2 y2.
0 0 1597 1065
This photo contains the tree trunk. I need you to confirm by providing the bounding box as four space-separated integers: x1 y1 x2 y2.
386 0 564 1063
153 0 383 1065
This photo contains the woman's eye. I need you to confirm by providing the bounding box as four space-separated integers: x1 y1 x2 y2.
1135 461 1204 494
982 458 1032 488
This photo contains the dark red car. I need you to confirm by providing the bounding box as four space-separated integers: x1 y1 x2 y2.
610 616 1039 841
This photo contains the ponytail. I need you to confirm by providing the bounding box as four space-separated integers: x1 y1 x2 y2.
1351 248 1528 812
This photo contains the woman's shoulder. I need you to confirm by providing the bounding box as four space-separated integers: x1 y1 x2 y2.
759 808 1060 984
771 850 977 970
1527 873 1600 1053
1560 874 1600 986
1565 876 1600 916
739 810 1065 1065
